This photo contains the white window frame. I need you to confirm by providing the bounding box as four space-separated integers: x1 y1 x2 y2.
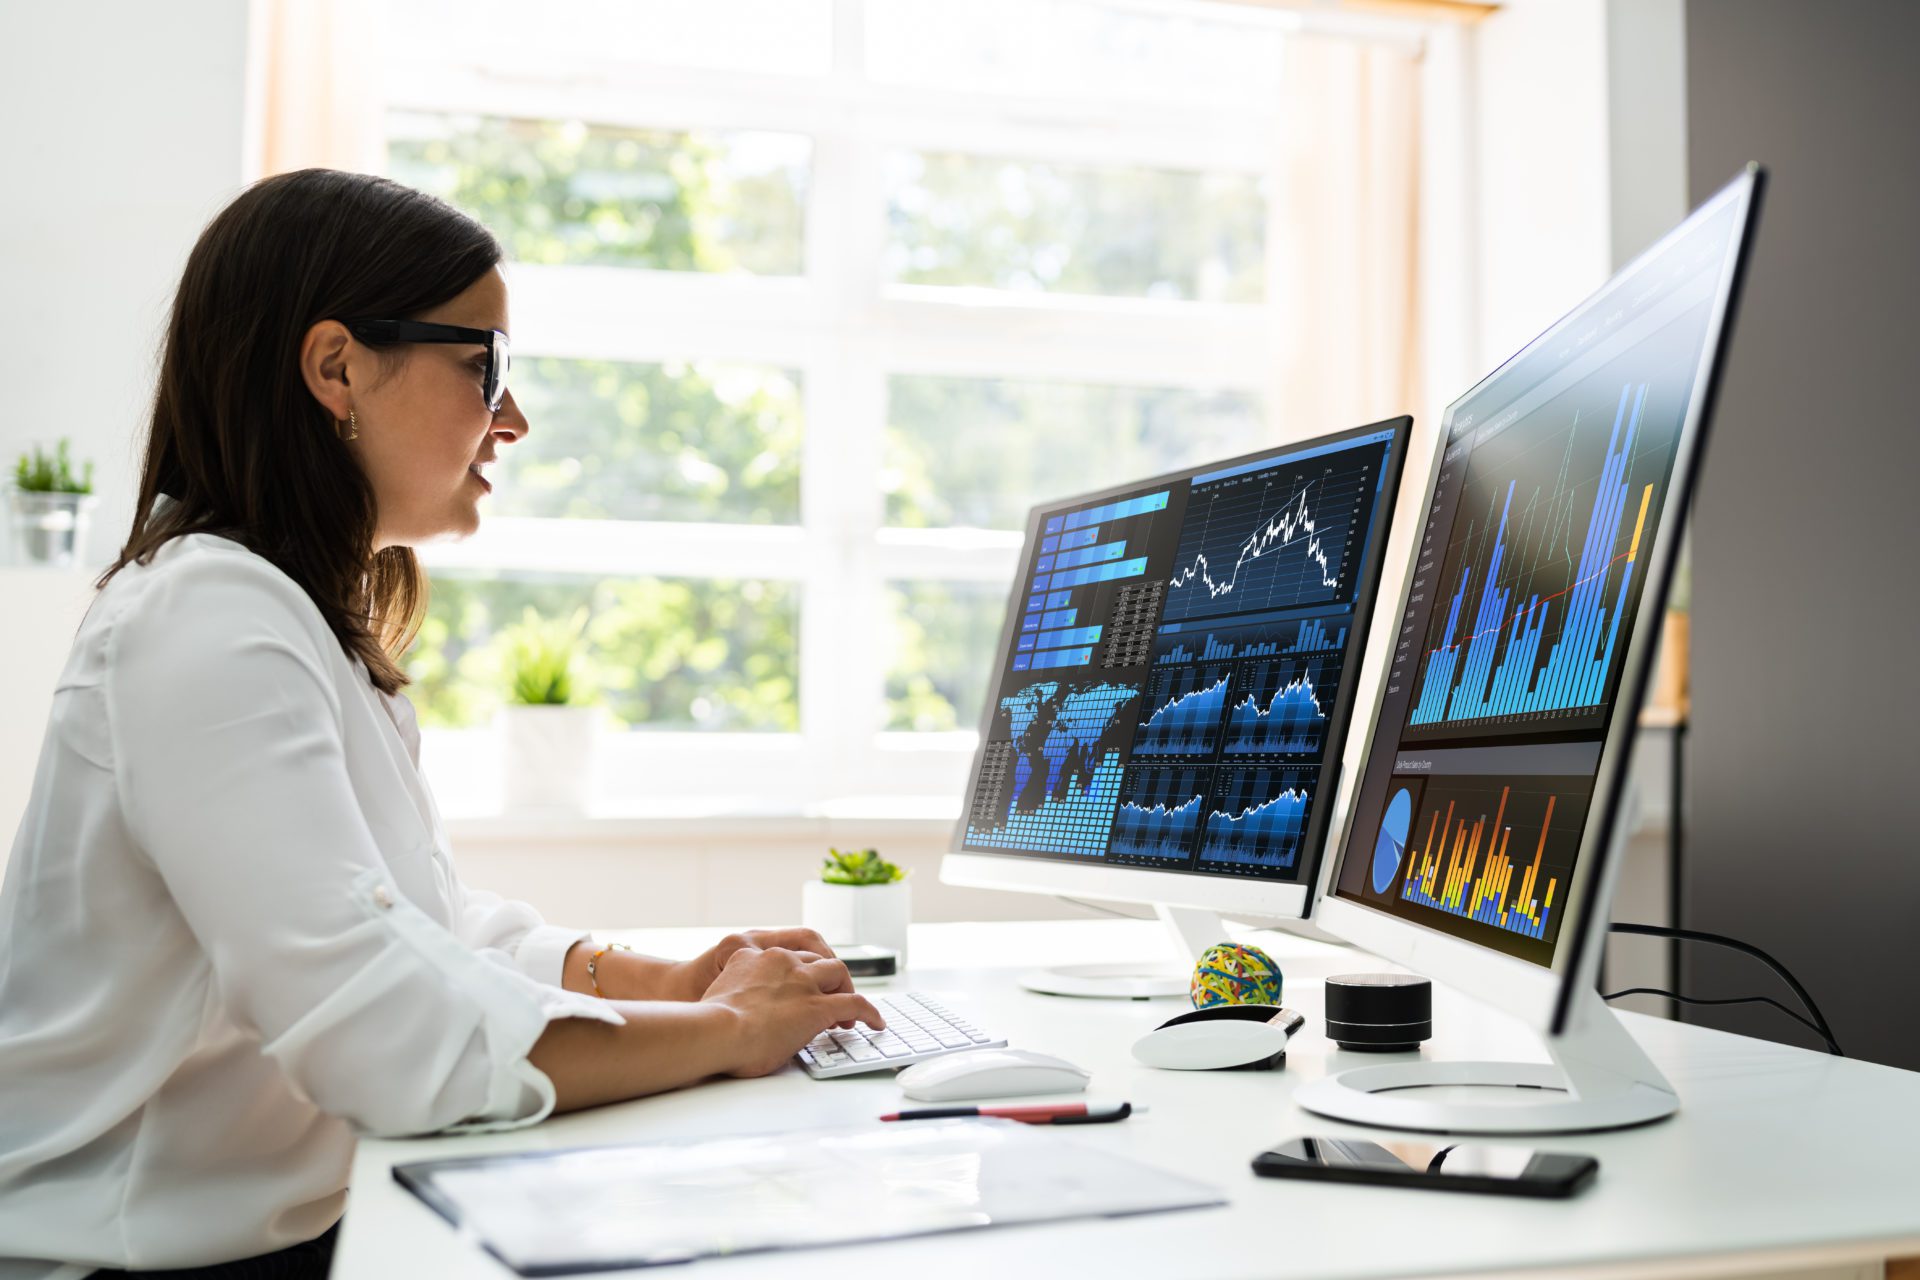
387 0 1454 818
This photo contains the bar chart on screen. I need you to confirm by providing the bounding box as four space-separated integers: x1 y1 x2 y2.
1014 489 1173 675
1394 776 1591 943
1156 610 1350 666
1407 382 1674 738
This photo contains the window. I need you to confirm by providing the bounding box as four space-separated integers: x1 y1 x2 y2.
381 0 1432 814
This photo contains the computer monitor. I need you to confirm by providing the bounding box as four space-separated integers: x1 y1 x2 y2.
942 417 1412 996
1299 167 1766 1134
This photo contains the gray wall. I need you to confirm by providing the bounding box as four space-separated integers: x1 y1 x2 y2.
1683 0 1920 1068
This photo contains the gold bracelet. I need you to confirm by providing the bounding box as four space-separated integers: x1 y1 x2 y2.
586 941 631 998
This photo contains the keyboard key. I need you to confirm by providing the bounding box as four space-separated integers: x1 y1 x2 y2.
796 990 1002 1075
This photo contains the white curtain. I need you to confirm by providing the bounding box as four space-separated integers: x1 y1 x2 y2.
1271 33 1425 438
244 0 387 179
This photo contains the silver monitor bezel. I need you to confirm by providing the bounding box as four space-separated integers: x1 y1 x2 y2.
1313 168 1766 1034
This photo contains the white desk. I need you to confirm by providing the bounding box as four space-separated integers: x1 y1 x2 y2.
338 921 1920 1280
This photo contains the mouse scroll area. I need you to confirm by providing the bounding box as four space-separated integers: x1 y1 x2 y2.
896 1049 1092 1102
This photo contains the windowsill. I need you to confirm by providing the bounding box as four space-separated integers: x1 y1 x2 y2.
443 794 964 843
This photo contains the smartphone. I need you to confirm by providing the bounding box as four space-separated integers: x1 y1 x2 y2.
1252 1136 1597 1198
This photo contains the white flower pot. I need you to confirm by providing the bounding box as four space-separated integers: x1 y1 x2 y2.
11 490 97 567
801 878 911 967
499 704 597 813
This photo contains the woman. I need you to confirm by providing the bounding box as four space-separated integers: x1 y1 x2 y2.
0 169 883 1279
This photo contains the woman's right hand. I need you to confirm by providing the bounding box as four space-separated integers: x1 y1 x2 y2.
702 946 887 1077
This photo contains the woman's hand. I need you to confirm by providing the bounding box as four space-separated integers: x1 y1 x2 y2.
701 947 886 1078
670 928 840 1002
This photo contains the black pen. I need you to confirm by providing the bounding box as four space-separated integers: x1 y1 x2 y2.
880 1102 1139 1124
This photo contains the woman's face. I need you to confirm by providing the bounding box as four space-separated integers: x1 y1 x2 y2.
308 266 529 548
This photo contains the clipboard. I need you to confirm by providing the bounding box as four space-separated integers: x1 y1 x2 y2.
394 1118 1224 1274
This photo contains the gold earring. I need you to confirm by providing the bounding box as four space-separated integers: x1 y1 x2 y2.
337 410 358 442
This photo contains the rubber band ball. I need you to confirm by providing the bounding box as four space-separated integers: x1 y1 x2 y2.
1190 943 1284 1009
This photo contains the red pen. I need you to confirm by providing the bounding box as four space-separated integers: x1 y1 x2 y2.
880 1102 1138 1125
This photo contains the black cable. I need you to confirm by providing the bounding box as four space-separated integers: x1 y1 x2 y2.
1607 921 1842 1056
1600 986 1838 1053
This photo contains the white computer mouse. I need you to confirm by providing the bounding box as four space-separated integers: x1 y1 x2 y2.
895 1048 1091 1102
1131 1004 1306 1071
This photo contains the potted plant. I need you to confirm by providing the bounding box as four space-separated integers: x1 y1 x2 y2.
801 847 911 966
497 605 597 812
11 440 98 568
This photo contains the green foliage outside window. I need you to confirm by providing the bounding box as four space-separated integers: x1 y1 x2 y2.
409 573 798 732
499 357 801 525
387 113 808 274
884 376 1264 530
883 580 1007 732
886 151 1267 303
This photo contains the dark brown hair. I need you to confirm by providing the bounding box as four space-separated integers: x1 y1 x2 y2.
98 168 502 694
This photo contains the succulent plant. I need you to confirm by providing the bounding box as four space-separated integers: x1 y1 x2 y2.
819 847 905 886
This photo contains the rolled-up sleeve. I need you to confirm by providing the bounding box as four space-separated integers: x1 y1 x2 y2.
103 553 621 1138
456 880 596 992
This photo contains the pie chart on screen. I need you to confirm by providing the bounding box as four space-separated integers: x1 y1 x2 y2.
1371 787 1412 894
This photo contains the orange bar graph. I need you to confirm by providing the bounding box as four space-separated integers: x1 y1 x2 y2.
1399 786 1564 940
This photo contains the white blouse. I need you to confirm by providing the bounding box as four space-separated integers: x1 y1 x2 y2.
0 515 624 1277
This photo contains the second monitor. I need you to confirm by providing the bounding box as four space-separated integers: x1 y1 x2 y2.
943 418 1411 995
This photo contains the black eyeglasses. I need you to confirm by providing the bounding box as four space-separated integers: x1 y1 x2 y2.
343 318 511 413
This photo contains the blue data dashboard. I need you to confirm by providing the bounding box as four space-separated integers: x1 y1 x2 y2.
959 419 1409 883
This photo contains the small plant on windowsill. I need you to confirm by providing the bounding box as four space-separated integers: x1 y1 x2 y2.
802 847 911 967
11 439 99 568
497 607 598 813
819 847 906 886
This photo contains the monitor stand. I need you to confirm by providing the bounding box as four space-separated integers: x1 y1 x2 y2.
1018 904 1223 999
1292 985 1679 1134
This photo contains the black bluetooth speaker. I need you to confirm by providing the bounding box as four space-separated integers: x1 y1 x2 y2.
1324 973 1433 1052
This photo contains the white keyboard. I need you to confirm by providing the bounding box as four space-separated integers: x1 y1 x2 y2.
796 991 1007 1078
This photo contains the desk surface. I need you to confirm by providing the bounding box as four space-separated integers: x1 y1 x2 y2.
338 920 1920 1280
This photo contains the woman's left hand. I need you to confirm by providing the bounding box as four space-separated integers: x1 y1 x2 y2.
672 928 841 1001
